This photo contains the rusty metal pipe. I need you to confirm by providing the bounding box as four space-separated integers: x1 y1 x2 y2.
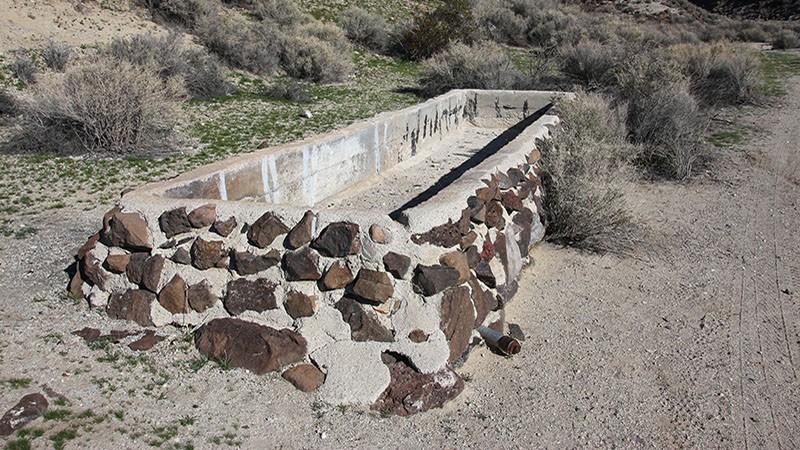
477 325 521 355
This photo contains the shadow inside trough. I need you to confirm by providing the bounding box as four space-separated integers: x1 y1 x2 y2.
388 102 553 224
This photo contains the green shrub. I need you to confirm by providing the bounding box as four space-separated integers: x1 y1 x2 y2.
418 42 522 97
11 53 37 85
539 91 637 253
15 59 185 155
772 30 800 49
106 33 232 99
339 7 389 52
42 40 71 72
396 0 477 60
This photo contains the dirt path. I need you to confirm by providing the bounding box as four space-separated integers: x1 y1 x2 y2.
0 78 799 449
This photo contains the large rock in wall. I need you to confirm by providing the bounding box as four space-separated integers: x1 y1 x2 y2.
70 143 548 414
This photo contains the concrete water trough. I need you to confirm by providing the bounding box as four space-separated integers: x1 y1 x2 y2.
71 89 567 412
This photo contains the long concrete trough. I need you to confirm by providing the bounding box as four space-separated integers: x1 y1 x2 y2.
70 89 568 413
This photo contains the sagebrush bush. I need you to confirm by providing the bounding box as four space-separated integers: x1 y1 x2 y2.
16 59 185 155
559 40 619 89
264 79 311 103
281 34 352 83
418 42 522 97
42 40 71 72
0 88 18 116
673 43 762 106
339 7 389 52
627 82 706 179
251 0 303 27
511 1 585 48
397 0 476 60
11 53 37 85
474 0 528 46
196 13 282 75
772 30 800 49
107 33 232 99
140 0 215 28
539 91 637 253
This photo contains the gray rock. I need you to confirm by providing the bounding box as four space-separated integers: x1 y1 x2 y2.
159 207 192 238
335 297 394 342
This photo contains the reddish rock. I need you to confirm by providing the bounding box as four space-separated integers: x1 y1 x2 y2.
188 280 217 312
528 149 541 163
311 222 361 257
410 220 461 248
282 247 321 281
104 211 152 251
460 231 477 249
128 330 166 351
195 318 307 375
412 264 461 296
372 362 464 416
107 289 156 327
105 254 131 273
465 245 480 269
335 297 394 342
191 238 226 270
480 238 495 261
187 204 217 228
474 261 497 288
141 255 165 293
68 269 84 300
212 216 238 237
320 261 354 290
468 276 496 326
224 278 278 315
159 207 192 238
485 200 505 230
383 252 411 279
76 233 99 261
158 275 188 314
248 212 289 248
475 186 497 203
457 207 471 235
72 327 101 341
232 249 281 275
171 247 191 265
284 290 316 319
351 269 394 304
282 364 325 392
439 286 476 364
369 224 391 244
285 210 315 250
439 251 470 284
0 393 48 436
501 190 524 213
126 252 149 285
408 329 429 343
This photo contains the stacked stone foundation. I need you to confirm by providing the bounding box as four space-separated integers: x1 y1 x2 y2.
69 90 567 414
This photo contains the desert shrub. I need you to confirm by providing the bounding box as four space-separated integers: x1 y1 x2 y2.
539 91 637 253
106 33 232 99
474 0 528 46
16 59 185 155
627 82 706 179
281 34 352 83
559 39 619 89
296 21 350 54
674 43 762 106
196 13 282 75
264 78 311 103
614 49 683 102
42 40 71 72
772 30 800 49
736 24 771 43
418 42 522 97
339 7 389 52
11 53 37 85
396 0 477 60
511 1 585 49
250 0 304 27
0 88 18 116
140 0 215 28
